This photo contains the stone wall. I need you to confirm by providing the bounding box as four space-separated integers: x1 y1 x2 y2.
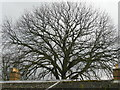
1 81 55 90
1 80 120 90
53 80 120 89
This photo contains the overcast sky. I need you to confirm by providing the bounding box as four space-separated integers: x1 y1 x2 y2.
0 0 119 26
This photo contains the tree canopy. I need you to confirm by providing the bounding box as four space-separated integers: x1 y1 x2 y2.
2 2 119 80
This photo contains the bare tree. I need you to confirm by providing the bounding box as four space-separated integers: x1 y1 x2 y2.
2 2 118 80
1 53 13 81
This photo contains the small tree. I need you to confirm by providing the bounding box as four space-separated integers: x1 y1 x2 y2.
2 2 118 80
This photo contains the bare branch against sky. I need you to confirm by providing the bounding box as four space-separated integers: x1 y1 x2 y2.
118 1 120 63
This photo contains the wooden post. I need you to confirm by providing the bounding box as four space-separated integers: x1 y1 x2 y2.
9 68 20 80
113 64 120 80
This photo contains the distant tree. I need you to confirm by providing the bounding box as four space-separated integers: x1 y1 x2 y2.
2 2 119 80
1 53 13 81
1 42 26 80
